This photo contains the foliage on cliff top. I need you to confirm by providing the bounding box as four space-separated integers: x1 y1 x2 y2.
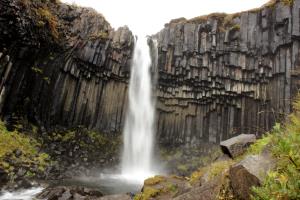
169 0 294 32
17 0 60 40
251 94 300 200
0 120 50 178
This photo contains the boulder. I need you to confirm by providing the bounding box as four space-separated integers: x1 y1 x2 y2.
173 175 223 200
96 194 131 200
0 168 8 188
229 153 276 199
220 134 256 158
37 186 103 200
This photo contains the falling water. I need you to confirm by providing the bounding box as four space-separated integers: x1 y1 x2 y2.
121 36 156 183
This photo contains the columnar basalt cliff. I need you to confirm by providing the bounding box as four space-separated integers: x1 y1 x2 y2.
154 0 300 145
0 0 134 133
1 0 300 146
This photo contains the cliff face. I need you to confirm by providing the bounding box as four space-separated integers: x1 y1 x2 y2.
0 0 134 133
154 0 300 145
1 0 300 145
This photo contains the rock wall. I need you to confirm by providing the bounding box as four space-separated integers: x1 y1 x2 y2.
0 0 134 133
154 0 300 145
1 0 300 146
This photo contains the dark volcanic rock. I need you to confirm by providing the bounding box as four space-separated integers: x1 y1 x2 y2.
0 0 134 135
96 194 131 200
173 175 223 200
37 186 103 200
153 0 300 145
229 165 260 200
0 0 300 147
220 134 256 158
229 154 276 199
0 168 8 188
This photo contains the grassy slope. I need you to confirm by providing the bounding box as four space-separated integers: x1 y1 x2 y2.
0 121 50 179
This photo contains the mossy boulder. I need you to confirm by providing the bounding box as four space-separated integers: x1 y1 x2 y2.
134 175 191 200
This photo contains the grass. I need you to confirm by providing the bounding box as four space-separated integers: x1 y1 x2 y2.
0 121 50 177
251 94 300 200
134 187 161 200
247 133 272 155
89 31 109 40
144 175 165 185
35 7 59 39
190 160 234 184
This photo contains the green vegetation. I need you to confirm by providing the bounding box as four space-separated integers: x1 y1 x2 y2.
247 133 272 155
89 31 109 40
47 128 121 160
251 96 300 200
144 175 165 185
134 187 161 200
0 120 50 178
31 66 43 74
34 7 59 39
189 160 234 184
134 176 181 200
230 24 240 32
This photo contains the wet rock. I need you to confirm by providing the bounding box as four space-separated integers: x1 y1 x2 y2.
229 153 276 199
96 194 131 200
16 168 27 177
0 168 8 188
14 149 22 158
220 134 256 158
37 186 103 200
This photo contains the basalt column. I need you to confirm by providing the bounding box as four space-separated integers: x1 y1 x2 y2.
154 0 300 145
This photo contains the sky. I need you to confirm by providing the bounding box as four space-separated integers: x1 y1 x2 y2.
61 0 270 35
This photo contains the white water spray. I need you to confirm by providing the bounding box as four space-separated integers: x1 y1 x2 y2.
0 187 43 200
121 36 156 183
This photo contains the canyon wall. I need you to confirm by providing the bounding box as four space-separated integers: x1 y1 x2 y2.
1 0 300 145
154 0 300 145
0 0 133 133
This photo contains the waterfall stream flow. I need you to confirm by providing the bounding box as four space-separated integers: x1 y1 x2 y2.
121 36 156 183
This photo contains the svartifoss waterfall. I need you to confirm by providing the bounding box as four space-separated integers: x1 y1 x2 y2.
121 36 156 183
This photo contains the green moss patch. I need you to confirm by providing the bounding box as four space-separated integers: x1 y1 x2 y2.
0 121 50 178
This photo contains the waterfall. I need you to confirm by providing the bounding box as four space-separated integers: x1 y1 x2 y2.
121 36 156 183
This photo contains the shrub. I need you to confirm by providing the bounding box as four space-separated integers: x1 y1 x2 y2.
35 7 59 39
251 94 300 200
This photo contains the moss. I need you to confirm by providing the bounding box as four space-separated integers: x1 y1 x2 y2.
188 13 227 24
31 66 43 74
134 187 161 200
190 168 205 184
282 0 294 6
230 24 240 31
35 7 59 39
208 160 234 180
247 134 272 155
0 120 50 177
177 164 189 173
43 76 51 84
144 175 165 185
89 31 109 40
189 160 234 185
61 131 75 142
166 183 178 193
